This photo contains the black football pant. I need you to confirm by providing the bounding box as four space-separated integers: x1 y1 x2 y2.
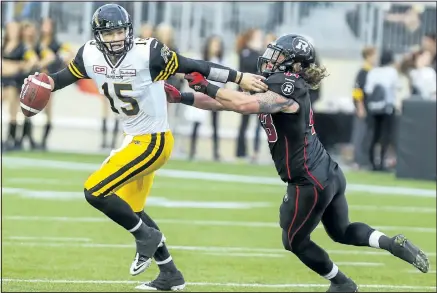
279 166 376 277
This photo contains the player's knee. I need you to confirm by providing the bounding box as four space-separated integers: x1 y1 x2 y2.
281 232 308 254
324 223 349 244
84 188 102 208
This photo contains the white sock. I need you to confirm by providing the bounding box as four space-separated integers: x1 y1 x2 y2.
369 230 385 248
155 256 172 265
323 263 339 280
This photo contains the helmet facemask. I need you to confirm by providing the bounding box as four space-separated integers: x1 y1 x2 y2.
94 25 133 56
257 44 294 77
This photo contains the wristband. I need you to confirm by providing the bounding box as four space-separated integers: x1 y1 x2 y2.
206 83 220 98
180 92 195 106
236 73 244 84
228 69 238 83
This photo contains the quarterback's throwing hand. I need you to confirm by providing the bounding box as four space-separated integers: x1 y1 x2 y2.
164 83 182 103
238 73 268 93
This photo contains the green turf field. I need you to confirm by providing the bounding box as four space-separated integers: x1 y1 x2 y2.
2 151 436 292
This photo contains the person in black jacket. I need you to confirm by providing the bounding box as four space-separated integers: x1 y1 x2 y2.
235 28 264 161
351 47 377 169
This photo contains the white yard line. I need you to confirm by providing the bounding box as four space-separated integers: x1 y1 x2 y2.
3 157 436 197
3 186 436 213
4 215 436 233
7 236 91 242
1 278 435 290
3 241 436 257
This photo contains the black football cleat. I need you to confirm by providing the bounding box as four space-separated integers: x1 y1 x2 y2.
327 279 358 292
135 270 186 291
390 234 429 273
130 230 166 276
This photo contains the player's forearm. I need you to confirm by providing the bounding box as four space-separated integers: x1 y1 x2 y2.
180 92 225 111
49 67 80 92
214 87 259 114
176 54 241 84
192 92 225 111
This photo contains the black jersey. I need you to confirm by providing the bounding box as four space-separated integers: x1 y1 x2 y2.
2 43 36 87
36 39 66 73
2 42 32 62
258 72 336 190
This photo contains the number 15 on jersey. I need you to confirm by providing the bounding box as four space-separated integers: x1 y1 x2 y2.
102 82 140 116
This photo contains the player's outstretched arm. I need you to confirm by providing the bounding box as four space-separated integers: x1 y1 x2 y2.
165 83 225 111
150 39 267 93
184 73 300 114
214 87 299 114
24 45 89 92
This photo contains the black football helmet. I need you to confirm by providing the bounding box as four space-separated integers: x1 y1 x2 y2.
91 4 134 56
257 34 316 77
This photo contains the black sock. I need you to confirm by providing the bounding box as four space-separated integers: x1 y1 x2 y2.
8 122 17 140
42 122 52 147
101 118 107 147
84 190 153 239
368 230 393 253
24 119 36 148
7 122 17 145
136 211 178 273
326 265 349 284
18 120 31 147
111 119 119 149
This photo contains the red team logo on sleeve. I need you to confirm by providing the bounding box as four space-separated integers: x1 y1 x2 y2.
93 65 107 75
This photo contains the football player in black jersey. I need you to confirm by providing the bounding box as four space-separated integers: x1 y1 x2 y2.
165 34 430 292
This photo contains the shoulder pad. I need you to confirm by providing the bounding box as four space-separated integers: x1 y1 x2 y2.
134 37 151 45
264 72 307 98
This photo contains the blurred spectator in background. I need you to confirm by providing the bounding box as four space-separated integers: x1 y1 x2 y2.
2 21 38 151
186 35 226 161
140 23 154 39
235 28 264 162
37 18 75 151
383 4 424 52
421 32 436 70
351 47 377 169
364 50 399 171
16 21 40 150
409 49 436 100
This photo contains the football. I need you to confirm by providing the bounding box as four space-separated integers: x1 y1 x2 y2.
20 73 52 117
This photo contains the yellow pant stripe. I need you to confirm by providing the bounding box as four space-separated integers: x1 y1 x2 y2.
89 132 165 196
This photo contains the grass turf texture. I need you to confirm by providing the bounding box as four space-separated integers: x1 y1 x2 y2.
2 151 436 292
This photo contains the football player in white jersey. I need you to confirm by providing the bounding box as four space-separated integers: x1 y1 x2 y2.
22 4 268 291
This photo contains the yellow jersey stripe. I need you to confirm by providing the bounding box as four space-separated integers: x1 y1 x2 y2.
162 52 179 80
68 62 84 79
154 52 177 81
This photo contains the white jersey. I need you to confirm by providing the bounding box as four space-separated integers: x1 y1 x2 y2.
68 37 179 135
